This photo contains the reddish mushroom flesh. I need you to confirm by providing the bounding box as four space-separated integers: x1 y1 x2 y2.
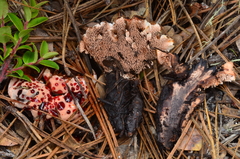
8 69 88 120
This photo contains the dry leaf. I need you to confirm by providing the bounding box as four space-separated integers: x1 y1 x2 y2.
13 120 28 138
64 135 79 149
8 145 21 156
222 105 240 116
178 127 202 151
124 3 146 18
95 74 106 99
0 137 18 146
162 26 183 54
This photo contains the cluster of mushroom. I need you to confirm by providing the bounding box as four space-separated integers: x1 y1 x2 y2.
8 69 88 120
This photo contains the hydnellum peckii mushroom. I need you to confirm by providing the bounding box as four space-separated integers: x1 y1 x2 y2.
156 50 236 150
8 69 88 120
80 17 175 136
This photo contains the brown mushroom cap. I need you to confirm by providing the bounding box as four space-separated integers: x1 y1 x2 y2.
80 17 174 75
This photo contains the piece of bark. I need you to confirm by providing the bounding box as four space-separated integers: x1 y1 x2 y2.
156 58 236 150
156 50 189 80
156 60 216 150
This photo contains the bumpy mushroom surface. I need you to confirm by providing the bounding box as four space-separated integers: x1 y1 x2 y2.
80 17 174 75
8 69 88 120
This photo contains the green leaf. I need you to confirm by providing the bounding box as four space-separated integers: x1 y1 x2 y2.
39 60 59 70
3 47 12 59
13 32 19 42
32 43 38 59
33 1 48 8
24 64 40 73
8 73 31 81
0 55 3 62
31 10 39 19
42 51 58 59
29 0 37 6
31 1 48 18
4 16 10 23
7 43 14 48
0 0 8 19
4 33 17 45
20 74 31 81
14 56 23 68
23 1 32 22
13 70 24 77
19 29 33 38
40 41 48 57
0 26 11 43
27 17 48 28
17 45 32 51
23 50 38 64
21 34 30 43
8 13 23 31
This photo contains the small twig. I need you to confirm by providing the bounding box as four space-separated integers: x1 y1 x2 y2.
204 99 217 159
176 0 203 51
0 150 15 158
61 0 96 139
188 15 240 64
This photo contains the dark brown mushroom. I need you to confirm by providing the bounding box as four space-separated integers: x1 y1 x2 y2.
155 55 235 150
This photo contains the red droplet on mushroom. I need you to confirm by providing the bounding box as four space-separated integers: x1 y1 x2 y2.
64 93 73 102
56 90 63 94
66 110 71 114
71 87 75 92
31 89 35 94
57 102 65 110
33 105 37 109
39 102 45 110
50 109 59 117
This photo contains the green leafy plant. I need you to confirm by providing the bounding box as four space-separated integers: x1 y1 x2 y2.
0 0 59 82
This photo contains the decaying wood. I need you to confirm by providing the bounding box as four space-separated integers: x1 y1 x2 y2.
102 68 143 137
156 54 235 150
